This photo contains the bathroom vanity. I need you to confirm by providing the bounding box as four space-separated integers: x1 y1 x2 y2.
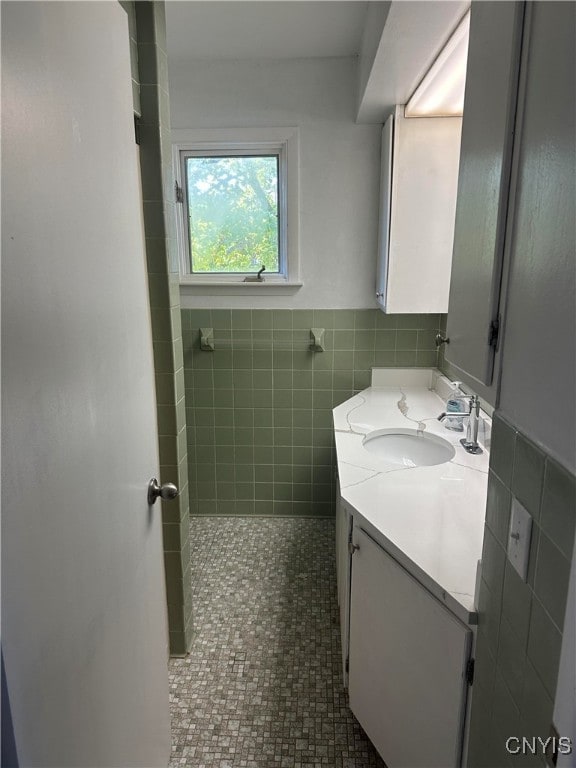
333 368 490 768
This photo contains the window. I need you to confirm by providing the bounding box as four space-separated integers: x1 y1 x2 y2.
173 128 300 288
183 151 281 275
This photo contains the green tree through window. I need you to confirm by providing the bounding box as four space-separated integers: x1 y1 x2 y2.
186 155 280 273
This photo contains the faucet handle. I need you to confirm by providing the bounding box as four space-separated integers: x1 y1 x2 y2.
462 394 481 413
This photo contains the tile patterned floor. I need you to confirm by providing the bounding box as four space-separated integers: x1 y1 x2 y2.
168 516 385 767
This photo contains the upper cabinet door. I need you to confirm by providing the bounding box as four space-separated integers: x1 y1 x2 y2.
445 2 525 389
376 115 394 312
376 108 462 314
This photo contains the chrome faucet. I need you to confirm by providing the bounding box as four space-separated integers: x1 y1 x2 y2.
438 394 483 454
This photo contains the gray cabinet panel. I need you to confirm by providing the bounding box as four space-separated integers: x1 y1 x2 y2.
446 2 525 392
498 2 576 472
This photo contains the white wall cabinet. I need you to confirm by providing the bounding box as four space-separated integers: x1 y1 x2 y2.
347 525 472 768
376 107 462 314
444 1 525 398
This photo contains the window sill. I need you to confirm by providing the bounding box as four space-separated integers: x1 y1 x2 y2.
179 278 303 296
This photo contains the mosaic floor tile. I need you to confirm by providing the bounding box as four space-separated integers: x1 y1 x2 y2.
168 517 385 767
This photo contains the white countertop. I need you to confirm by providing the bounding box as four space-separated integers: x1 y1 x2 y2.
333 368 489 625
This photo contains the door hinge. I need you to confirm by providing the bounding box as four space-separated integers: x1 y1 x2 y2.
348 542 359 555
134 115 141 145
466 658 475 686
345 657 349 674
488 317 500 349
175 182 184 204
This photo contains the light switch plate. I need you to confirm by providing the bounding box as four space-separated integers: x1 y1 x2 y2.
507 498 532 581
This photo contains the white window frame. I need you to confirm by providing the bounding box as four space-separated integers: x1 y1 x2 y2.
172 127 301 292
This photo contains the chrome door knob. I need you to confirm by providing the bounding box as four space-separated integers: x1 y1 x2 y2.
147 478 178 505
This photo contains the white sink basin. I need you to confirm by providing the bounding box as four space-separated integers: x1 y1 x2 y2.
362 428 455 468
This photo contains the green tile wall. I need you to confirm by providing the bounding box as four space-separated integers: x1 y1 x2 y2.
133 0 193 655
182 309 442 517
467 413 575 768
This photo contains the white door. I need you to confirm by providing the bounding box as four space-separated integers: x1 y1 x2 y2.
2 3 171 766
348 527 471 768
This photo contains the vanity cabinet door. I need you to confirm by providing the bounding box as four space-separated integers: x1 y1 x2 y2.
445 1 525 393
348 526 471 768
335 490 352 686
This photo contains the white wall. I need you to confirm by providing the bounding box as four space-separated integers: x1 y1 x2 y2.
168 56 382 309
498 2 575 474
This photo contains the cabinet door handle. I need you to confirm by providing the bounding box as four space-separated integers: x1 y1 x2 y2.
435 333 450 347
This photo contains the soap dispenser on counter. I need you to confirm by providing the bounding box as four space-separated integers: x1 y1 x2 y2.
444 381 467 431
